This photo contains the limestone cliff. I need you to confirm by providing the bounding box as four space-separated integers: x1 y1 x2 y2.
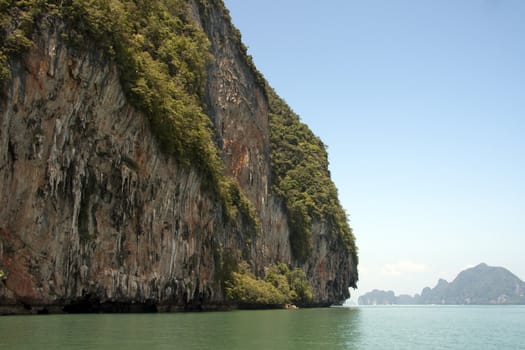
0 0 357 313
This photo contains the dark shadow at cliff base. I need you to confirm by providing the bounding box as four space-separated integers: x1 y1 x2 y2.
1 300 341 315
63 302 158 314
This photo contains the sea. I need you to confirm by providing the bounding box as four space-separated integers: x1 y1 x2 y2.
0 305 524 349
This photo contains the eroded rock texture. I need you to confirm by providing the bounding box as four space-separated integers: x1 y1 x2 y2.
0 1 357 313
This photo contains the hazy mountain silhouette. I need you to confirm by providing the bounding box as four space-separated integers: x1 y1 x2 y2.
359 263 525 305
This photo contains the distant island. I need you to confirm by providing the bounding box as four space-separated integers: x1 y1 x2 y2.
359 263 525 305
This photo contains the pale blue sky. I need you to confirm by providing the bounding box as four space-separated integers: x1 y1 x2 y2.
223 0 525 296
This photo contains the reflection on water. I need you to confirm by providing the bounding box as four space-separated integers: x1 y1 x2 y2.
0 308 361 350
2 306 524 349
217 307 361 350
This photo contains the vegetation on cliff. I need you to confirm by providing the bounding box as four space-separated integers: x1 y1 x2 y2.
225 262 313 305
199 0 358 265
0 0 257 226
267 87 358 263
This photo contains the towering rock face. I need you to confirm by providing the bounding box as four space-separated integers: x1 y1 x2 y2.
0 0 357 313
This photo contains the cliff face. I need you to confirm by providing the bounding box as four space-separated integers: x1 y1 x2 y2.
0 0 357 313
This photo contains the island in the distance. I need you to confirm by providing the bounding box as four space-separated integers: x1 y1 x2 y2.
358 263 525 305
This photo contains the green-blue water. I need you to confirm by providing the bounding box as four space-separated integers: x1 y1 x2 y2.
1 306 524 349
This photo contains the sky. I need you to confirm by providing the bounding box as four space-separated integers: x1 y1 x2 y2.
223 0 525 298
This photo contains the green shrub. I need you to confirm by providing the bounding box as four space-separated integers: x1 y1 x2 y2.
286 267 313 302
265 263 313 304
0 52 9 82
226 271 287 305
225 262 313 305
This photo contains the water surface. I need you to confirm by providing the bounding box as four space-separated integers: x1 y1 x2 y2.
0 306 523 349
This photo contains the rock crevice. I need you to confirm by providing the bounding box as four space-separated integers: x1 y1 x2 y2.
0 1 357 313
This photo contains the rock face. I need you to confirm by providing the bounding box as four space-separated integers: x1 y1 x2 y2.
0 0 357 313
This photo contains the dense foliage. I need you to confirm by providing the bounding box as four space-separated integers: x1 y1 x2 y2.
225 262 313 305
267 87 357 263
0 0 257 225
